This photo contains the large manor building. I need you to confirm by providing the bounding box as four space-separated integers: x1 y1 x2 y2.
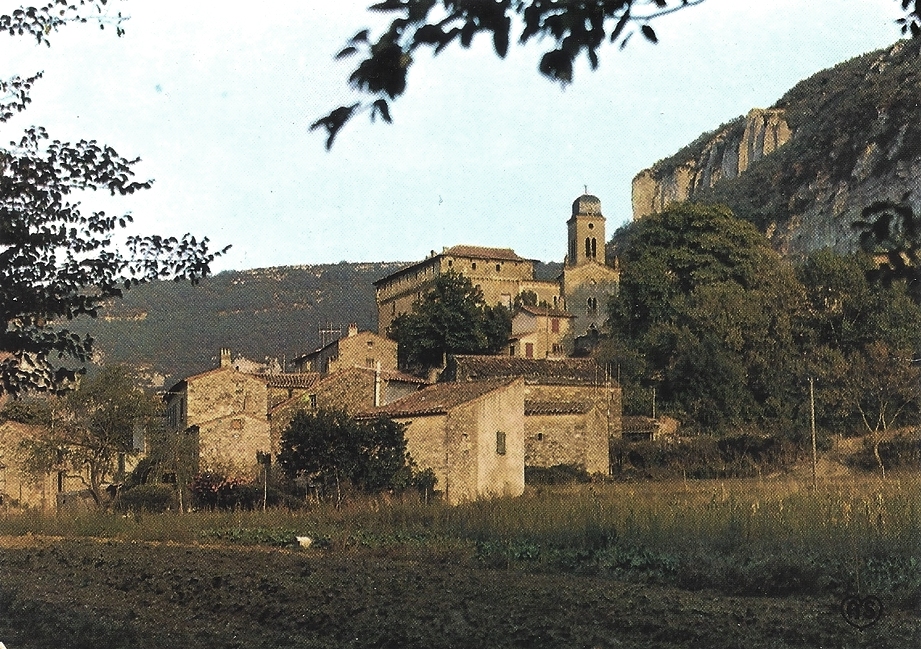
374 193 621 353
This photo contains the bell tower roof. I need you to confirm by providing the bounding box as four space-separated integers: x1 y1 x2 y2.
572 194 603 218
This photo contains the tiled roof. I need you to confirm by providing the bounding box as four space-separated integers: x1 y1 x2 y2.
621 416 658 433
360 378 517 418
517 305 574 318
448 355 608 385
344 365 429 384
525 400 593 415
252 373 322 389
442 245 527 262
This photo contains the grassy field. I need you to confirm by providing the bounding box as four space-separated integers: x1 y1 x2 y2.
3 473 919 606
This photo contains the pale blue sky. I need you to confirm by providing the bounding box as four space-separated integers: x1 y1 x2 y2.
0 1 906 271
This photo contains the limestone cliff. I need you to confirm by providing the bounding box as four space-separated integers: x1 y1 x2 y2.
632 109 792 220
630 40 921 256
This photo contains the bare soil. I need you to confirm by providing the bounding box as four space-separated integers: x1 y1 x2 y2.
0 535 918 648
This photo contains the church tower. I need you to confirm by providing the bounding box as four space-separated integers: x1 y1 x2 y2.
566 193 606 267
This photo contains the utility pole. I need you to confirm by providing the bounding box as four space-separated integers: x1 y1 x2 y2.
809 377 817 490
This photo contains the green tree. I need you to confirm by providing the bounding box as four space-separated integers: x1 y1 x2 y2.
605 203 804 434
314 0 921 147
388 271 511 371
19 365 159 507
277 409 414 504
1 2 227 398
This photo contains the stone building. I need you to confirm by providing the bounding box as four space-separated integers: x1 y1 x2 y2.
268 365 426 445
291 323 397 374
163 349 320 477
373 193 620 350
361 378 525 505
508 305 574 359
374 245 560 335
445 355 619 475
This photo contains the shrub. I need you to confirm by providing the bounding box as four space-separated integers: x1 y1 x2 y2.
116 484 175 513
525 464 592 485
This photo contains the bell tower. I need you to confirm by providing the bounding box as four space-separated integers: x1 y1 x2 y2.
566 193 605 267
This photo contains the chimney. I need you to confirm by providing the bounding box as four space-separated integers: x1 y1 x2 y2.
374 360 382 407
219 348 231 368
347 323 359 337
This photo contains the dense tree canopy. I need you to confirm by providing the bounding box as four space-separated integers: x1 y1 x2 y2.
603 202 921 438
277 409 415 503
314 0 921 147
18 365 160 507
388 270 511 371
1 2 227 397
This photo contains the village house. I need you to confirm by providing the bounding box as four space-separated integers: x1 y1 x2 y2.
508 305 574 359
445 355 619 475
359 378 525 505
291 323 397 374
268 364 427 445
373 193 620 352
162 349 321 478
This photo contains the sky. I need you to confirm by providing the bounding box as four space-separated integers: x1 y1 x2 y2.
0 0 909 272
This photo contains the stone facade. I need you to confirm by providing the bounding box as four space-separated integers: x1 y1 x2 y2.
268 365 426 449
446 355 619 475
509 305 573 359
292 324 397 374
374 194 620 347
365 378 525 505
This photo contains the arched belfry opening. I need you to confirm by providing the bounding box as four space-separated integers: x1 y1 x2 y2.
567 193 605 267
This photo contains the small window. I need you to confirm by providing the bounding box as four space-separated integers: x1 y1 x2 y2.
496 431 506 455
525 342 534 358
509 344 516 357
588 222 594 230
231 418 244 430
536 432 544 441
367 340 374 347
496 264 501 272
309 394 318 409
551 318 559 333
448 259 453 267
472 262 477 270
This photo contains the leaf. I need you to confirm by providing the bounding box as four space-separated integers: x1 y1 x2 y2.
641 24 658 43
372 99 392 123
335 46 358 60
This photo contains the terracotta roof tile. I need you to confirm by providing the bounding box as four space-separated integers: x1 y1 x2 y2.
448 355 608 385
442 245 527 262
252 373 322 389
360 378 517 418
517 305 574 318
525 400 593 415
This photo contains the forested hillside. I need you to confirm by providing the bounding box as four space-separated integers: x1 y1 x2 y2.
69 260 563 387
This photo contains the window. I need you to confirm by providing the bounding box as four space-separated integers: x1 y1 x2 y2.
585 237 591 258
495 264 501 272
591 237 597 258
496 431 506 455
525 342 534 358
366 357 375 367
587 297 598 315
536 432 544 441
448 259 453 267
551 318 559 333
588 222 594 230
472 262 477 270
309 394 318 409
509 343 516 356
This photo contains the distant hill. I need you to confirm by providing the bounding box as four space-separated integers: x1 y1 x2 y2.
630 40 921 256
70 260 562 388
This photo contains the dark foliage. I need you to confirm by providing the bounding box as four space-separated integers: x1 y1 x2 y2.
115 484 176 514
524 463 592 484
388 271 511 371
316 1 921 147
277 409 419 502
1 2 227 397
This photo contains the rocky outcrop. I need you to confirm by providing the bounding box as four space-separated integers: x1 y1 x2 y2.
631 108 792 220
